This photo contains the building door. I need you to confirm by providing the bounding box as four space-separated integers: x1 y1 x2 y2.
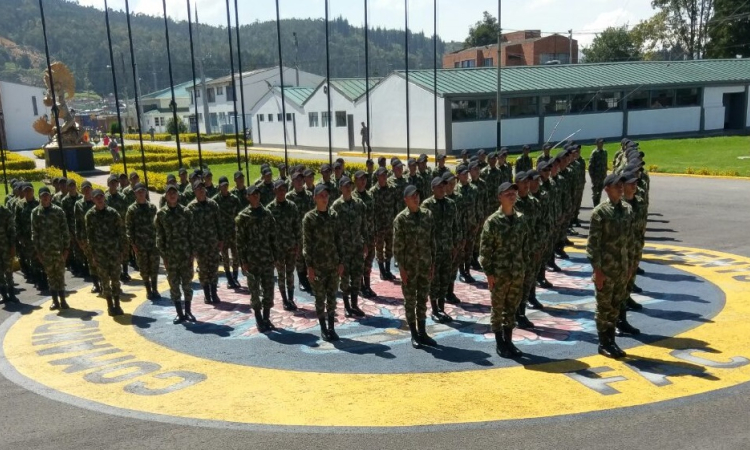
347 114 355 150
723 93 745 130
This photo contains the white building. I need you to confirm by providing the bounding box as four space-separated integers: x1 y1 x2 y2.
250 59 750 154
141 80 197 134
0 80 50 150
187 66 323 135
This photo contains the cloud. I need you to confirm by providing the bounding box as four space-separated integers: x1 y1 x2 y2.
576 8 638 47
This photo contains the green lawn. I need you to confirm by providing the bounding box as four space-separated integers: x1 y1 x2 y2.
568 135 750 177
171 163 265 184
0 181 47 204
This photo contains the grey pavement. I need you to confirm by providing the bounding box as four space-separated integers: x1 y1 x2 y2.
0 174 749 449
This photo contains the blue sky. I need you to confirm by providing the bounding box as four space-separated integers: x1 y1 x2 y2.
78 0 657 47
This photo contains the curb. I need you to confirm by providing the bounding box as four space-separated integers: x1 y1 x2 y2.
649 172 750 181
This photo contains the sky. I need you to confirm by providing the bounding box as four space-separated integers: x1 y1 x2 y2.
77 0 657 47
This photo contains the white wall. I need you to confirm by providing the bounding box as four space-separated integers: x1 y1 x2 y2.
252 94 304 147
301 86 358 149
368 75 446 151
628 107 701 135
703 85 745 130
0 81 50 150
452 117 538 149
544 112 623 142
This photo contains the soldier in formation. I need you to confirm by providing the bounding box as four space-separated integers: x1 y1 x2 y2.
188 180 223 304
31 187 70 310
125 183 160 300
214 176 242 290
0 198 17 304
331 177 367 317
588 138 608 206
352 170 377 299
105 174 132 282
267 179 300 311
287 171 315 293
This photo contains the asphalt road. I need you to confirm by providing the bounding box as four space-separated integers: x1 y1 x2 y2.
1 173 749 450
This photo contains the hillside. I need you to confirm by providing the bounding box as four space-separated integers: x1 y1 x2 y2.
0 0 452 97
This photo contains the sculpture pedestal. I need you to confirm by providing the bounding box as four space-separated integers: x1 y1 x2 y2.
44 143 95 172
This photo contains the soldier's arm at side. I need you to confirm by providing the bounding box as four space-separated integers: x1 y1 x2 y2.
478 219 498 274
392 214 404 267
301 213 314 271
586 210 604 274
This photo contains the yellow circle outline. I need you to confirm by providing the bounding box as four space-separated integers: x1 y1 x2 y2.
3 242 750 428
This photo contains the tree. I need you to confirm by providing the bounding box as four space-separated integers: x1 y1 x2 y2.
643 0 715 59
166 117 187 135
583 26 642 63
705 0 750 58
464 11 501 48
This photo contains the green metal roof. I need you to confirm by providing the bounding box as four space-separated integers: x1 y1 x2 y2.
275 86 316 106
402 59 750 97
142 79 209 100
330 78 382 101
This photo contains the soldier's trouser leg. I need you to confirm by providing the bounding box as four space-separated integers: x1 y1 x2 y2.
167 262 194 303
463 237 476 266
522 265 537 305
136 248 160 284
374 231 386 263
277 250 296 293
595 276 628 333
248 268 275 310
221 238 239 272
591 181 603 206
340 249 364 293
401 269 429 324
490 276 524 332
98 260 122 298
363 240 376 276
429 253 452 301
41 254 66 292
625 253 643 297
0 255 13 291
312 269 338 320
383 229 394 262
196 250 220 285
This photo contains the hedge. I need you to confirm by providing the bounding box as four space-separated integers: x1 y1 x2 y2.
179 133 227 143
123 133 172 141
226 138 254 148
0 153 37 170
110 153 246 175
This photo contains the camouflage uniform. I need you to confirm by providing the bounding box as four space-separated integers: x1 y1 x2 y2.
31 203 70 292
267 197 300 295
121 185 137 206
303 208 344 320
445 188 466 286
393 206 435 324
353 187 376 283
258 181 275 206
61 193 83 271
514 193 542 305
0 204 15 296
231 186 250 210
625 189 648 297
458 181 481 269
421 195 459 305
389 175 408 213
370 182 397 265
85 206 127 298
125 201 160 287
481 165 503 213
586 198 633 333
515 155 533 174
155 204 194 303
236 204 279 310
74 198 97 274
181 184 195 206
331 195 366 298
187 198 223 286
106 190 131 268
286 188 315 279
204 184 218 199
15 198 41 282
589 148 608 205
479 210 530 330
213 192 241 282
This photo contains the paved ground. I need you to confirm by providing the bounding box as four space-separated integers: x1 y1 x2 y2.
1 169 749 449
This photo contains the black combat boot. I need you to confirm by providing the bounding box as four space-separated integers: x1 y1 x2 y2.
91 277 102 294
503 326 523 357
106 296 115 316
445 283 461 304
342 294 353 317
6 286 19 304
210 283 221 304
263 306 276 330
120 263 132 282
233 267 240 285
50 292 60 311
203 284 212 304
470 256 482 271
631 284 643 294
573 216 582 227
609 327 627 358
495 331 511 358
636 266 645 275
384 261 396 281
280 288 291 311
225 266 237 289
546 257 562 272
59 291 69 310
430 298 446 323
616 309 641 336
254 308 268 333
0 286 7 304
350 292 365 317
418 319 437 347
378 262 387 281
150 279 160 299
464 263 476 283
516 301 534 330
298 270 312 292
527 287 545 310
555 245 569 260
408 322 421 349
626 296 643 311
144 279 153 300
113 296 124 316
537 268 553 288
318 318 330 342
362 275 376 298
286 288 298 311
438 298 453 322
173 302 186 324
327 315 339 341
37 272 49 292
592 192 601 207
184 301 196 322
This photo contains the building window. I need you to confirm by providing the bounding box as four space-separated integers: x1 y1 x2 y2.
335 111 347 127
540 53 570 64
226 86 235 101
460 60 476 68
210 113 218 127
195 90 201 98
627 90 650 110
483 58 494 67
542 95 570 114
198 113 203 122
501 96 538 118
216 86 224 96
321 111 329 127
570 92 596 113
454 62 460 68
308 112 319 127
277 113 283 122
478 99 497 119
218 112 227 124
259 114 265 122
207 88 216 103
268 114 273 122
650 89 675 108
286 113 293 122
451 100 478 121
597 91 622 111
676 88 700 106
31 96 38 116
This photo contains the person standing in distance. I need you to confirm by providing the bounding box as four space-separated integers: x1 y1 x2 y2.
589 138 608 206
31 187 70 310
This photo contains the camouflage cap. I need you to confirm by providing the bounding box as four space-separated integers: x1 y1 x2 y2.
622 172 639 184
498 182 518 194
218 176 229 186
354 170 367 179
247 184 259 195
375 167 388 176
515 171 529 183
603 173 624 187
338 176 352 187
129 171 139 179
133 183 147 192
66 179 77 187
303 169 315 177
92 188 105 197
403 185 418 198
38 186 51 196
320 163 332 173
431 176 446 189
468 161 479 171
291 172 304 180
527 169 541 180
456 165 469 175
165 185 179 193
441 171 455 182
407 158 417 167
233 170 244 180
313 183 329 196
192 180 206 190
178 167 188 175
81 181 93 189
436 154 446 160
417 154 428 163
273 179 288 190
107 174 119 183
166 174 177 182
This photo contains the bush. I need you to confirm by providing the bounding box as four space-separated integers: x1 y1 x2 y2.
45 167 106 191
226 138 254 148
108 166 169 193
166 118 188 135
110 122 122 135
0 152 37 170
1 168 47 181
123 133 172 142
179 133 227 143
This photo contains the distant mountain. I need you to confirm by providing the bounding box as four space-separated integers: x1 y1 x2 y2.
0 0 450 97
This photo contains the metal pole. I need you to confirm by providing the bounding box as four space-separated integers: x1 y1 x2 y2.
0 148 7 195
104 0 128 176
160 0 183 171
125 0 149 185
496 0 501 150
225 0 242 171
404 0 410 158
433 0 438 163
293 32 300 87
275 0 290 168
187 0 203 170
569 29 573 63
365 0 371 159
195 8 211 135
119 52 131 131
234 0 251 181
324 0 333 165
38 0 67 177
